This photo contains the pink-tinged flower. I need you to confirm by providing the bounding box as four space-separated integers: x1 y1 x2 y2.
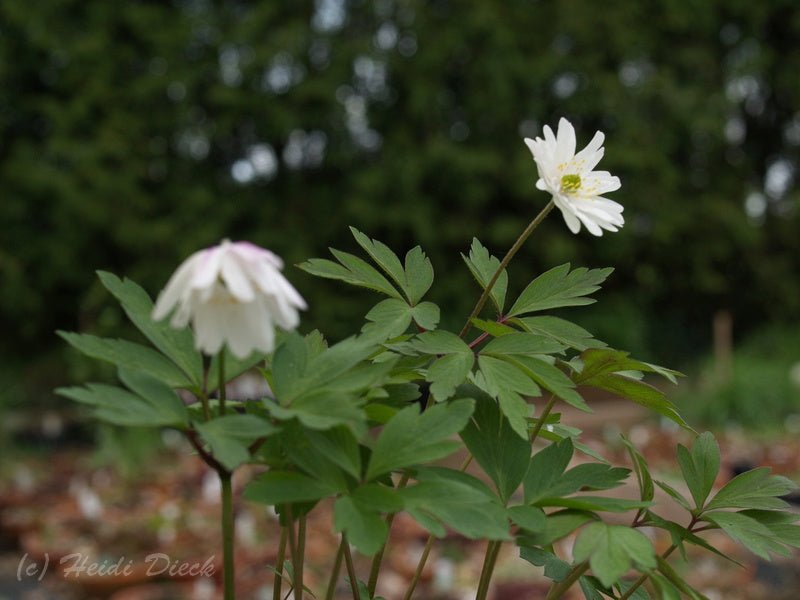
152 240 307 358
525 118 624 236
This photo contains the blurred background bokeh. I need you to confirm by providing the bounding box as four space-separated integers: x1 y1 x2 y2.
2 0 799 426
1 1 799 597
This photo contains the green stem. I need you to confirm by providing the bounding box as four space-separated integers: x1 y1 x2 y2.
459 199 555 338
545 562 590 600
342 535 361 600
294 514 306 600
528 395 556 443
218 351 227 416
325 540 345 600
274 526 289 600
199 389 211 421
475 540 502 600
367 473 411 595
401 534 435 600
285 505 298 596
220 470 235 600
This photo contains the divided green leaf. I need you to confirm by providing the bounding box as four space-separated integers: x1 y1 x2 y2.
462 238 508 313
366 398 475 479
508 263 613 317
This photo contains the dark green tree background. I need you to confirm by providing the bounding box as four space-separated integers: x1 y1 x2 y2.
1 0 798 400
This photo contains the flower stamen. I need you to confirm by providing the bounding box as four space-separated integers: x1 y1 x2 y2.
560 174 582 193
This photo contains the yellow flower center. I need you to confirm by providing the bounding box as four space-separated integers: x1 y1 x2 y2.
560 174 582 193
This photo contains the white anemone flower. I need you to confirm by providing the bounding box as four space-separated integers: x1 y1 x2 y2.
152 240 307 358
525 118 624 236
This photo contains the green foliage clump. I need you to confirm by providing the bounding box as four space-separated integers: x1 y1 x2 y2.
676 324 800 429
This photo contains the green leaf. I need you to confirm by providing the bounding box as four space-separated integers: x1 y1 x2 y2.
399 467 511 540
195 414 277 470
56 380 189 428
621 434 654 502
514 316 606 351
97 271 202 387
656 556 710 600
363 298 413 339
547 463 631 498
518 510 595 546
271 332 308 403
410 301 440 330
523 439 573 504
508 263 613 317
644 511 737 564
350 227 407 292
298 250 402 299
481 332 567 356
476 356 538 438
427 353 475 402
459 390 531 503
469 318 517 338
576 348 682 385
404 246 435 305
573 522 655 588
654 480 693 512
508 505 546 532
740 510 800 548
505 355 590 411
576 352 689 429
366 398 475 479
704 511 790 560
265 391 366 433
411 330 472 355
462 238 508 313
676 432 720 510
579 576 607 600
334 496 388 556
535 496 651 513
519 546 571 581
58 332 193 388
705 467 796 511
245 471 339 505
652 573 684 600
351 484 405 513
305 427 362 479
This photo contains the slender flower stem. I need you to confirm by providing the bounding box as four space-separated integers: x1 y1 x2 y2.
528 395 557 442
367 472 411 595
459 199 555 338
342 535 361 600
545 562 590 600
220 470 235 600
218 351 227 416
274 526 289 600
475 540 502 600
325 540 345 600
199 389 211 421
294 514 307 600
285 505 299 597
401 534 435 600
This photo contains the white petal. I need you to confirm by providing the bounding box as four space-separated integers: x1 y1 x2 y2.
152 251 203 321
225 302 260 359
190 245 225 291
552 195 582 234
574 211 604 236
572 131 605 172
193 302 226 355
220 252 255 302
556 118 576 164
